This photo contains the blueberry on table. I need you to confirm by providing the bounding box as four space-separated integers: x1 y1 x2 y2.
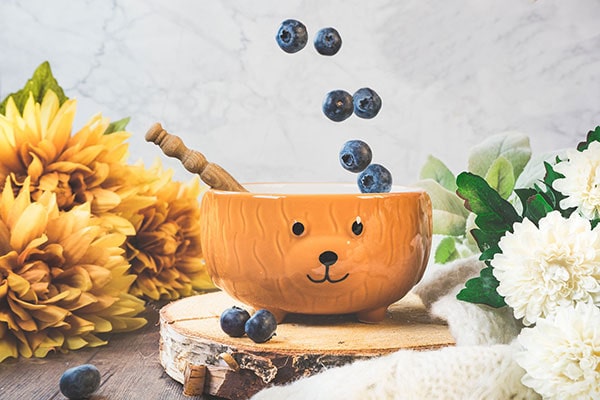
339 140 372 173
353 87 382 119
314 27 342 56
59 364 101 399
220 306 251 337
245 309 277 343
357 163 392 193
276 19 308 54
322 90 354 122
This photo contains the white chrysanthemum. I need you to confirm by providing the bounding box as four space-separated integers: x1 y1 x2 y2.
553 141 600 220
515 302 600 400
492 211 600 326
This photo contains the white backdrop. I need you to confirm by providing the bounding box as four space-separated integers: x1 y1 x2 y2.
1 0 599 186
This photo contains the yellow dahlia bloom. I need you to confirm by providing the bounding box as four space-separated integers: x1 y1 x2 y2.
126 161 214 301
0 178 146 362
0 91 156 235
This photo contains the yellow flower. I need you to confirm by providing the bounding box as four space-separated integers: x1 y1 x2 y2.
0 178 146 362
0 90 156 235
126 161 215 301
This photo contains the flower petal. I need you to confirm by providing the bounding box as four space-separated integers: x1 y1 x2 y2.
10 203 48 253
0 332 19 362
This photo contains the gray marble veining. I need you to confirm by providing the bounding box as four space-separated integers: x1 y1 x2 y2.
1 0 599 184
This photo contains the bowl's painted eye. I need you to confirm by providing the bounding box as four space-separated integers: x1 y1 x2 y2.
352 217 363 236
292 221 305 236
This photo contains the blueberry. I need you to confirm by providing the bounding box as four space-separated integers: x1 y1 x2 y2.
313 27 342 56
357 164 392 193
220 306 251 337
339 140 372 173
353 87 382 119
59 364 101 399
245 309 277 343
322 90 353 122
276 19 308 54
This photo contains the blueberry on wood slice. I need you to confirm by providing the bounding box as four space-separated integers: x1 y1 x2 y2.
245 309 277 343
220 306 251 337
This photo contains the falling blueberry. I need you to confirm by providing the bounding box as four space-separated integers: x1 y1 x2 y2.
59 364 101 400
339 140 372 173
353 87 382 119
322 90 354 122
357 163 392 193
313 27 342 56
245 309 277 343
220 306 251 337
276 19 308 54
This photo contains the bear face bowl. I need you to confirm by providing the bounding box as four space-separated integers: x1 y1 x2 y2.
199 183 432 323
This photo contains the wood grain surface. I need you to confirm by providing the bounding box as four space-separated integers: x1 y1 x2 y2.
0 305 217 400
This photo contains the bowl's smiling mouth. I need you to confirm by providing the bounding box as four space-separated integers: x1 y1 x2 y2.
307 267 349 284
307 251 349 284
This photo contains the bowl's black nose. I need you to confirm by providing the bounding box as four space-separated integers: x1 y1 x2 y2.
319 251 338 267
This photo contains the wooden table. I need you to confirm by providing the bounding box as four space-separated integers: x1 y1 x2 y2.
0 293 454 400
0 304 217 400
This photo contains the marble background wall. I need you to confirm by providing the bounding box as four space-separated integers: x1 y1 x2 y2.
1 0 599 185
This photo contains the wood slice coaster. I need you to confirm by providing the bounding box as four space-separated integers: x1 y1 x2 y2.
159 291 455 400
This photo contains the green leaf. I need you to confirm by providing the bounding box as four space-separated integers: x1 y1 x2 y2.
414 179 469 236
522 193 553 225
0 61 68 115
104 117 131 135
455 172 520 306
419 155 457 191
432 210 467 236
515 150 565 189
543 161 565 188
456 173 521 251
434 236 460 264
415 179 469 217
474 212 514 233
514 188 537 208
484 156 515 199
576 126 600 151
470 229 502 255
468 132 531 181
456 172 521 227
538 162 577 218
456 265 506 308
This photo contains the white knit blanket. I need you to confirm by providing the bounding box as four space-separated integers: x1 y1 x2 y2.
251 257 540 400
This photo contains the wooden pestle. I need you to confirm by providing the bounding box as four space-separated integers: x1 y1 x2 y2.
145 122 247 192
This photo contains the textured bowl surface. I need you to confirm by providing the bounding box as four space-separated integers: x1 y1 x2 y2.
200 183 432 322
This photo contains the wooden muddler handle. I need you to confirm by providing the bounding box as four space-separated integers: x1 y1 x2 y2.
145 123 247 192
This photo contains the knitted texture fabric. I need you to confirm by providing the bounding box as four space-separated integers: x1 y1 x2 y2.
251 256 540 400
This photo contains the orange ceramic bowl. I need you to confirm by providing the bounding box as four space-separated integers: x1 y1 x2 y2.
199 183 432 323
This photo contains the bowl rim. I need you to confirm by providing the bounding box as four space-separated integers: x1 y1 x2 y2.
207 182 427 196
